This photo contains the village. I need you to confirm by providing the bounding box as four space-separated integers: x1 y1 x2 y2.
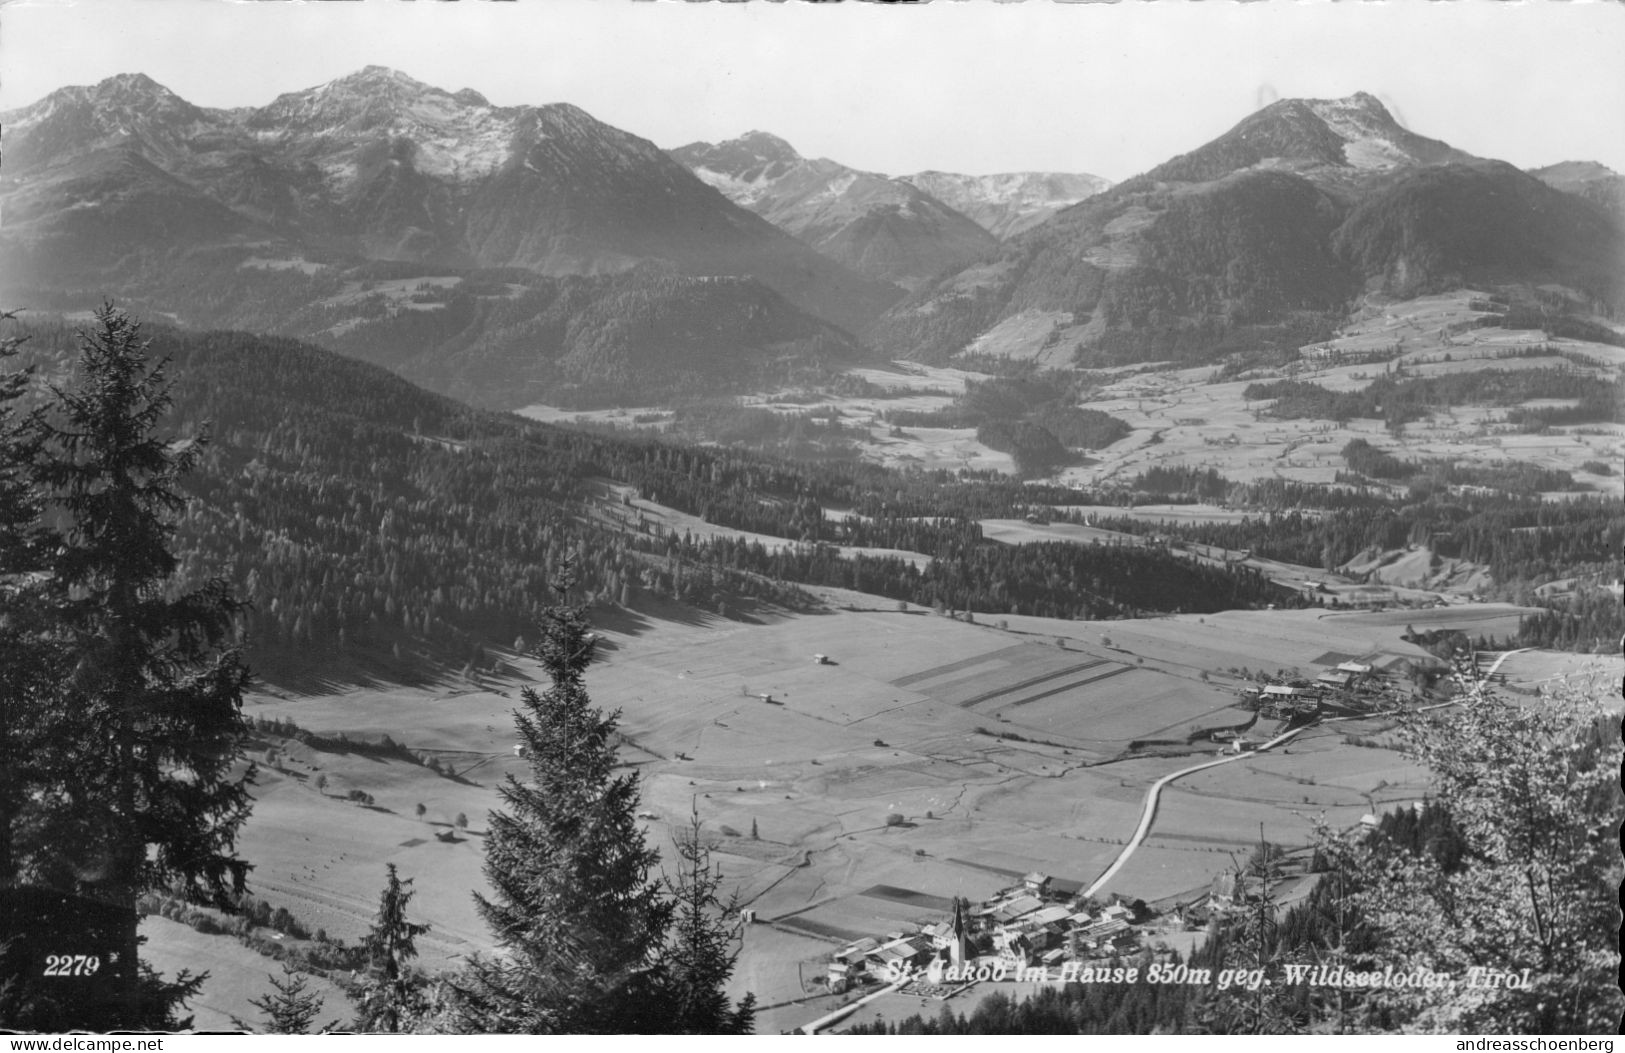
782 652 1465 1032
796 842 1330 1034
818 871 1153 997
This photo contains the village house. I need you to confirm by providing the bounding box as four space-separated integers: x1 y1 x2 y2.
990 894 1045 925
827 937 879 991
868 934 934 980
996 931 1038 969
1073 917 1133 956
1099 902 1133 923
826 957 862 992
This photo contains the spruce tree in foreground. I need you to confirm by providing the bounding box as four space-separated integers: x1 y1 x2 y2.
244 964 332 1034
459 594 752 1032
26 305 253 1027
458 600 673 1031
0 314 73 1029
658 805 756 1034
352 863 430 1032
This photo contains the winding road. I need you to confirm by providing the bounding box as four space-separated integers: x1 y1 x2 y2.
1081 723 1312 898
1081 649 1530 899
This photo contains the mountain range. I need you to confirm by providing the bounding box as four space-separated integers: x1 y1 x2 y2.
669 132 1111 288
669 131 1002 291
3 72 1622 400
0 67 900 335
866 92 1625 367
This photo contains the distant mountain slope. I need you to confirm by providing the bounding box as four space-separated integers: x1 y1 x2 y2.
0 67 902 336
1334 159 1624 299
669 132 999 290
1531 160 1625 220
867 93 1624 366
900 171 1112 239
21 245 870 409
318 266 870 409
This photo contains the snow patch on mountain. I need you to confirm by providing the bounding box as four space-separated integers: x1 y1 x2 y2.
1305 95 1411 170
687 165 778 208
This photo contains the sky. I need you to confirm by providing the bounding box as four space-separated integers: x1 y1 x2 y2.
2 0 1623 182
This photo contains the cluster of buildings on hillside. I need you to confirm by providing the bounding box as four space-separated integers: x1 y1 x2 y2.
1236 659 1407 723
823 872 1148 993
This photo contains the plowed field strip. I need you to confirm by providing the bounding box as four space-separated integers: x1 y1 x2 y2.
774 917 868 943
890 644 1034 686
955 659 1111 708
945 858 1026 880
858 885 954 912
1002 664 1133 709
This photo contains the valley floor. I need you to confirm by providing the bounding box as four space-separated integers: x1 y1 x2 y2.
146 594 1620 1032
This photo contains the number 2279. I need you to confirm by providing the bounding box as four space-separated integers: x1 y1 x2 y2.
44 955 102 976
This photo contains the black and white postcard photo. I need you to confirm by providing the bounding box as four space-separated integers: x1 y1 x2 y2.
0 0 1620 1041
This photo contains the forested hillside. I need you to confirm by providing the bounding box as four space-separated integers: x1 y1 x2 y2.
19 254 872 410
1244 365 1621 432
10 320 1299 685
1079 488 1622 586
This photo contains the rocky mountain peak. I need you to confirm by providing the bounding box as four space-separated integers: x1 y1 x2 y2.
1145 90 1473 184
1302 91 1471 170
326 65 435 95
0 72 215 172
90 72 171 101
30 71 199 121
734 130 801 162
259 66 462 125
669 130 813 186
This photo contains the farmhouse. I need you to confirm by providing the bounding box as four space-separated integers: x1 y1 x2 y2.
991 894 1045 925
870 935 934 978
1073 917 1133 955
827 959 862 992
834 936 878 962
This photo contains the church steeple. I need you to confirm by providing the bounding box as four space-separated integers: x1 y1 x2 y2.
949 895 970 965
